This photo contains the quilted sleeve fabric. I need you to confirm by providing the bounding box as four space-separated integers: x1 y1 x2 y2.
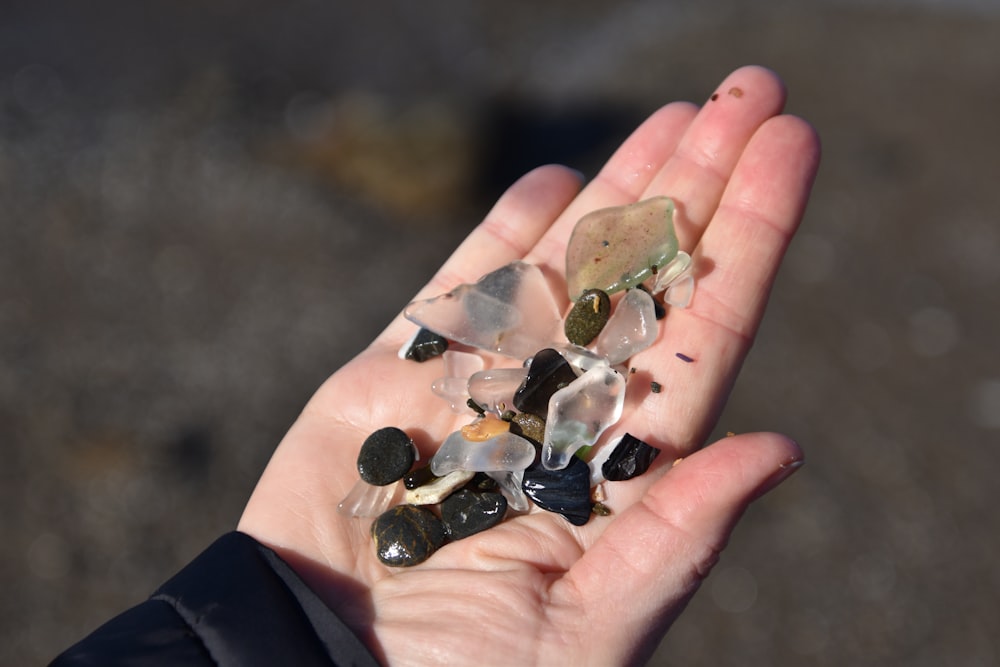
51 532 380 667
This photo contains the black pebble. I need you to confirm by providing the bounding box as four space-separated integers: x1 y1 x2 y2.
371 505 447 567
405 328 449 362
564 288 611 346
441 489 508 540
402 464 438 490
522 456 592 526
513 348 578 418
357 427 416 486
602 433 660 481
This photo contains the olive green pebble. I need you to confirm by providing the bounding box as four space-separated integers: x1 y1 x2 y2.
509 412 546 447
564 288 611 346
357 427 416 486
371 505 447 567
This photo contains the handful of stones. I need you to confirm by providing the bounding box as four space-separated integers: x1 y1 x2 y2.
337 196 696 566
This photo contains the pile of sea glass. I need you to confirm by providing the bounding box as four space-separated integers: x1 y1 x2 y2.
337 197 696 567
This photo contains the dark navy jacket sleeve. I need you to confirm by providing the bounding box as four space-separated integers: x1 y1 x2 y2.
51 532 380 667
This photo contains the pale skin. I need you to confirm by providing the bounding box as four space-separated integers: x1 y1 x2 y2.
238 66 821 666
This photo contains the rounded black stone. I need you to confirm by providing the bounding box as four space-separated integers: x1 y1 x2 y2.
564 288 611 346
440 489 508 540
513 348 579 418
601 433 660 481
402 464 438 490
371 504 447 567
404 328 449 362
357 427 416 486
522 455 592 526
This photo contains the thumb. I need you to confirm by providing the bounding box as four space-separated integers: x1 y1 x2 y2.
556 432 803 665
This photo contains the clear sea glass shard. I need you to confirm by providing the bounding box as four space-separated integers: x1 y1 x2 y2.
587 436 618 485
651 250 694 308
663 273 694 308
553 344 609 374
594 288 659 365
542 365 626 470
487 470 530 512
468 367 528 415
430 350 484 412
336 479 399 518
430 430 537 476
404 261 562 359
565 197 679 301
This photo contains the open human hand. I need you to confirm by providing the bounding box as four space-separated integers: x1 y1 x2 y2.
238 66 820 666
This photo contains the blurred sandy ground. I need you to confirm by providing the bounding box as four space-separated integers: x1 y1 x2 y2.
2 1 998 664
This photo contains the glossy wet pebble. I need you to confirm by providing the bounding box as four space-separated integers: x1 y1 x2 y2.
404 327 449 362
357 427 416 486
522 455 592 526
564 288 611 346
602 433 660 481
371 504 447 567
441 489 508 540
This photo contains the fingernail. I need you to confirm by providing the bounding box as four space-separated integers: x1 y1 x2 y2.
756 454 804 498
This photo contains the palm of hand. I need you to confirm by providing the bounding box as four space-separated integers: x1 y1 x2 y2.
239 67 819 666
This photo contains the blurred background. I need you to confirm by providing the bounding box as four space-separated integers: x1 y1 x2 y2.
2 0 998 664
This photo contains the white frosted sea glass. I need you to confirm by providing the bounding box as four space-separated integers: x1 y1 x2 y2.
487 470 530 512
468 367 528 414
404 261 562 359
336 479 399 518
430 430 537 476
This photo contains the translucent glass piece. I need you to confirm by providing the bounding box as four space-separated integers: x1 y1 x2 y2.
430 430 537 476
663 273 695 308
651 250 695 308
565 197 679 301
553 344 610 374
468 367 527 415
336 479 399 518
587 437 617 485
403 469 476 505
431 350 484 413
487 470 530 512
404 261 562 359
593 288 659 365
542 365 626 470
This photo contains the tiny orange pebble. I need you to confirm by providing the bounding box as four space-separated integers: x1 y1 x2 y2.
461 413 511 441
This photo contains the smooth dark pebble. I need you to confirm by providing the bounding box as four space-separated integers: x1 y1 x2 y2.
402 464 438 490
441 489 508 540
514 348 579 418
357 427 416 486
404 328 449 362
564 288 611 346
522 455 592 526
602 433 660 481
371 505 447 567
